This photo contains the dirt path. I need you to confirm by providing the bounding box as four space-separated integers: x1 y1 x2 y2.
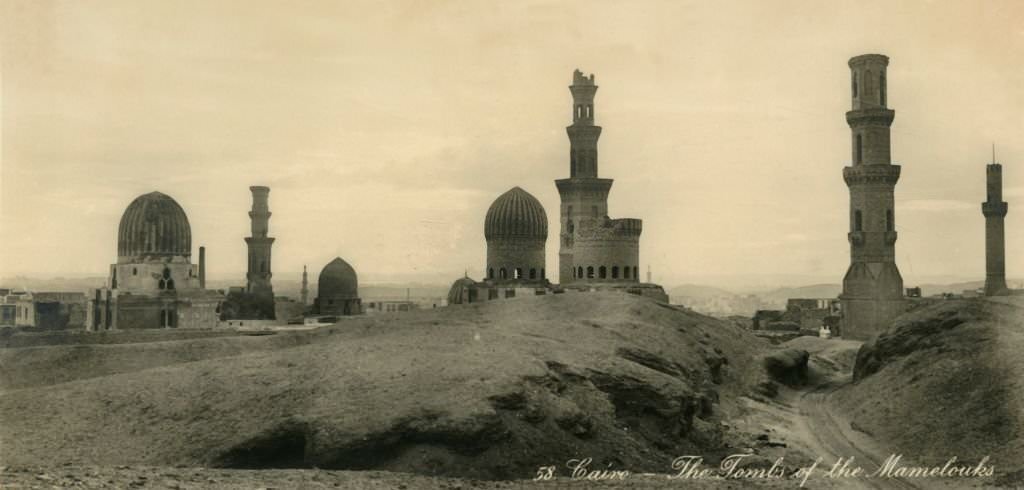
795 380 919 490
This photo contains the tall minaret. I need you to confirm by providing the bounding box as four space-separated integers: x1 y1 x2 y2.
982 160 1009 295
245 186 275 298
300 265 309 305
839 54 906 340
555 70 615 283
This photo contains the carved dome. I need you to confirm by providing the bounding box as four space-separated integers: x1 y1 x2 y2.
318 257 359 299
118 191 192 259
484 187 548 241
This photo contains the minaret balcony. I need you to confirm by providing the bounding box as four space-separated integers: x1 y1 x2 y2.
845 109 895 127
843 165 901 186
982 201 1008 218
848 231 865 246
884 231 898 245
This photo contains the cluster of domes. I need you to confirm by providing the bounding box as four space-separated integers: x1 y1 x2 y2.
118 192 192 259
484 187 548 241
318 257 359 299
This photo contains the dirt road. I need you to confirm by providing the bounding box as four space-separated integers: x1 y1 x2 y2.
796 380 919 490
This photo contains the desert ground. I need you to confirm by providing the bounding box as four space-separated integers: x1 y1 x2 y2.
1 292 1021 489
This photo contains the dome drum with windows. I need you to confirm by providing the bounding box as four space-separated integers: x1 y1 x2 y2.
484 187 548 283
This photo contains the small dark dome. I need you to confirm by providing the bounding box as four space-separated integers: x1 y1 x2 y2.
484 187 547 240
118 191 192 258
447 276 477 305
318 257 359 299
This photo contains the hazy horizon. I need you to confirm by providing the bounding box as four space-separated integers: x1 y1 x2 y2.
2 0 1022 289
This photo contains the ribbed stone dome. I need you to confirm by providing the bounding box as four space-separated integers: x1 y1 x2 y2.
318 257 359 299
484 187 548 240
118 191 192 259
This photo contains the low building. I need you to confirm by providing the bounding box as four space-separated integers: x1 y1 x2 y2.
365 300 418 315
14 292 87 329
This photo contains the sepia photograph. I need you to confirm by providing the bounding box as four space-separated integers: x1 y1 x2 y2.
0 1 1022 488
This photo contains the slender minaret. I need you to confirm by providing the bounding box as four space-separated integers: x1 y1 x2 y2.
245 186 275 299
839 54 906 340
982 158 1009 295
300 265 309 305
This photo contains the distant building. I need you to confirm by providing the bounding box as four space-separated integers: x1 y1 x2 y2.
86 192 223 330
905 287 922 298
365 300 418 315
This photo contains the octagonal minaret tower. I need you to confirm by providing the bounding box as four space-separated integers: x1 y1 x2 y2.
555 70 642 285
245 186 275 299
983 161 1009 295
840 54 906 339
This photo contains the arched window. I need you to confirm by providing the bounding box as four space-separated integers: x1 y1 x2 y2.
515 268 523 279
132 267 138 276
570 150 577 176
854 210 863 232
577 266 583 279
633 267 639 280
541 268 545 279
879 72 886 106
260 261 266 273
624 267 631 279
612 266 619 279
529 268 537 279
567 220 574 234
586 266 594 279
166 279 175 290
572 267 576 279
886 209 893 231
856 134 863 164
852 72 858 98
599 266 607 279
576 105 583 120
586 105 592 118
159 279 166 290
499 268 507 279
488 268 494 279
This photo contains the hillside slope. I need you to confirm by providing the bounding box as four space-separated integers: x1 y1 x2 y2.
0 292 768 480
835 296 1024 484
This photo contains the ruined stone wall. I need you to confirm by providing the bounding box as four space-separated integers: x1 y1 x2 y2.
568 217 641 282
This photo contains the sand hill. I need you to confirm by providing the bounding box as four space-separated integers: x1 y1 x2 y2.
836 296 1024 485
0 292 769 480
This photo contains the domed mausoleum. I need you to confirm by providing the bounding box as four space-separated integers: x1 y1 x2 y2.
86 191 223 330
315 257 362 316
484 187 548 282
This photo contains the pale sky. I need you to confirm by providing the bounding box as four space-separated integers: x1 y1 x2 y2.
1 0 1022 288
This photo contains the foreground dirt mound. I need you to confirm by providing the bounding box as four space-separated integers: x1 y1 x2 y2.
0 292 766 480
836 297 1024 484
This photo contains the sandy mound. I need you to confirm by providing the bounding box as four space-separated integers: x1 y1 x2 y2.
0 292 767 480
835 297 1024 484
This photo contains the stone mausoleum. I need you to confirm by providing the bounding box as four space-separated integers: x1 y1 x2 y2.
314 257 362 316
86 191 223 330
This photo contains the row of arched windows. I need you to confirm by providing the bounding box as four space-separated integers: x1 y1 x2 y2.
488 267 546 281
573 265 639 280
